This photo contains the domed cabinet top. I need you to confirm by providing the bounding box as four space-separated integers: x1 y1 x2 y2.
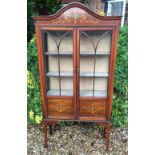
33 2 121 26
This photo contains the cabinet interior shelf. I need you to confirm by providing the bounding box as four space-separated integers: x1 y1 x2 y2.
45 52 110 56
46 72 109 77
47 89 107 97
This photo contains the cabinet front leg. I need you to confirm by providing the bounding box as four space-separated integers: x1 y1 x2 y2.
105 123 111 151
96 122 106 138
49 125 52 135
49 121 58 135
43 123 48 148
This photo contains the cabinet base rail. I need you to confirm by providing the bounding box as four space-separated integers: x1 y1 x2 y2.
42 119 111 151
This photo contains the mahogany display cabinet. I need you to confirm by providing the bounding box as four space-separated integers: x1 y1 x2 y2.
33 2 121 150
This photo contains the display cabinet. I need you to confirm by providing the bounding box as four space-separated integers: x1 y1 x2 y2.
33 2 121 150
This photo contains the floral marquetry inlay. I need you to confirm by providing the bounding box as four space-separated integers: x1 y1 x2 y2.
50 7 102 25
82 103 97 114
55 103 66 113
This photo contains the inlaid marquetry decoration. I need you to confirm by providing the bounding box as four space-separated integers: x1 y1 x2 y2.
54 102 72 113
85 103 96 114
51 8 102 24
55 103 65 113
81 103 102 114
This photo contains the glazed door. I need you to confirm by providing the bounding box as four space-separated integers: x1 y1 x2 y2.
77 28 113 120
41 28 77 119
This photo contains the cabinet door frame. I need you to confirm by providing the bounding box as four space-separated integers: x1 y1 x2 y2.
76 27 116 120
35 26 77 118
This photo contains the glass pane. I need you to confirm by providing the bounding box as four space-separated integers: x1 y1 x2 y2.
42 30 73 96
109 2 123 16
80 30 112 97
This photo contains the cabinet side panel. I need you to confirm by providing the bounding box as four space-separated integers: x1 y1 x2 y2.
35 26 48 117
106 22 121 120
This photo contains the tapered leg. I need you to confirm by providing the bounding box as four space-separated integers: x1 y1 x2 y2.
43 123 48 148
49 125 52 135
103 128 106 138
105 123 111 151
96 122 106 138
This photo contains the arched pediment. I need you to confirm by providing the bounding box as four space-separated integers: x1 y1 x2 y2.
33 2 121 26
